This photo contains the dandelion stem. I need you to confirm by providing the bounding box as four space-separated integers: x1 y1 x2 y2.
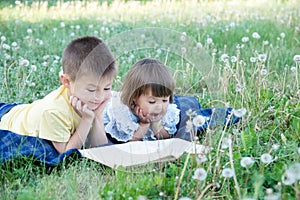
228 134 241 199
196 183 215 200
174 153 191 200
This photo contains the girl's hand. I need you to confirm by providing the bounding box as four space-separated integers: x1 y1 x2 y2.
134 106 150 124
70 96 94 120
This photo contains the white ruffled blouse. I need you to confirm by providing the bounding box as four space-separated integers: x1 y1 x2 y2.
104 91 180 142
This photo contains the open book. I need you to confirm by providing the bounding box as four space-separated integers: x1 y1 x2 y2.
79 138 209 169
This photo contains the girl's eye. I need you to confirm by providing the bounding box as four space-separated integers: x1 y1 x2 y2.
87 89 96 92
104 87 111 91
163 100 168 103
149 101 155 104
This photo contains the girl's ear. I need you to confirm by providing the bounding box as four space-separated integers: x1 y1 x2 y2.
60 74 71 88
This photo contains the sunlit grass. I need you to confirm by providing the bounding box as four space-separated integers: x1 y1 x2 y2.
0 0 299 199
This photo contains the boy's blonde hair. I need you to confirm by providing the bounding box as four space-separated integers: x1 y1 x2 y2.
121 58 175 108
62 36 117 81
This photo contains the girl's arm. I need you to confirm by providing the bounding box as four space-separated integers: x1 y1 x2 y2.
151 121 171 139
130 122 150 141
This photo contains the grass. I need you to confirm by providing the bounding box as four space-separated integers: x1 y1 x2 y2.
0 0 299 199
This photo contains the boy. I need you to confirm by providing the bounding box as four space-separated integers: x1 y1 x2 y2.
0 36 117 154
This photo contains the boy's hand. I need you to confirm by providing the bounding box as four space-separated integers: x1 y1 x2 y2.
93 98 110 120
70 96 94 120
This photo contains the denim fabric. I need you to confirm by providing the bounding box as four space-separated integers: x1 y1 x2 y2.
0 102 80 166
173 95 241 141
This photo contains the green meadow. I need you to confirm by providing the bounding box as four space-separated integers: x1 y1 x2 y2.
0 0 299 199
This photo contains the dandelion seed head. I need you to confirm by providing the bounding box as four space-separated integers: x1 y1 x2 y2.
260 68 268 76
185 120 193 132
293 55 300 62
240 157 255 168
263 40 269 45
27 28 32 34
221 137 232 149
220 54 229 62
252 32 260 39
192 115 206 127
206 37 213 45
196 42 202 49
4 53 11 60
260 153 273 164
232 108 247 118
192 168 207 181
231 56 237 63
20 58 29 66
31 65 37 71
242 36 249 43
11 42 18 47
2 44 10 50
250 57 257 63
280 32 285 38
1 36 6 41
282 171 296 185
258 54 267 62
221 168 234 178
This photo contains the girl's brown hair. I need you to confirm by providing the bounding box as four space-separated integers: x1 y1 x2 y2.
121 58 175 108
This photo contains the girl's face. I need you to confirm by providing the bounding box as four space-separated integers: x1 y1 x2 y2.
133 90 170 122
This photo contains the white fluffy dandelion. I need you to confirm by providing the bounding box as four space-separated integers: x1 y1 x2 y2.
250 57 257 63
242 36 249 43
282 171 296 185
232 108 247 118
293 55 300 62
192 168 207 181
221 137 232 149
221 168 234 178
192 115 206 127
260 153 273 164
252 32 261 39
240 157 255 168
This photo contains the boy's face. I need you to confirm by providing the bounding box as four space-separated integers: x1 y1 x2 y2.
67 74 112 111
133 90 170 122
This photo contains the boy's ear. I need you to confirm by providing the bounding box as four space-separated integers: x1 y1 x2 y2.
60 74 71 88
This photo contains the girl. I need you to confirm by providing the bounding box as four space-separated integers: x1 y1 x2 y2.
104 58 242 143
104 58 179 143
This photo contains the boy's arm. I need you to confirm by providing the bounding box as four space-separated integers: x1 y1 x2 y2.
52 116 94 154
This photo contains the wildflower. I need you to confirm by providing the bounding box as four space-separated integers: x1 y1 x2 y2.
272 144 280 150
31 65 37 71
263 40 269 45
19 58 29 67
206 37 213 45
286 163 300 180
4 53 11 60
76 25 80 30
252 32 261 39
180 32 186 42
159 192 164 196
196 154 207 164
196 42 202 49
293 55 300 62
250 57 257 63
232 108 247 118
258 54 267 62
221 168 234 178
242 36 249 43
27 28 32 34
140 34 146 39
185 120 193 132
186 109 196 117
240 157 255 168
11 42 18 47
192 115 206 127
260 153 273 164
192 168 207 181
260 68 268 76
220 54 229 62
280 32 285 38
1 36 6 41
53 28 57 32
282 171 296 185
221 137 232 149
179 197 192 200
60 22 66 28
2 44 10 50
88 24 93 29
290 66 297 72
231 56 237 63
181 47 186 55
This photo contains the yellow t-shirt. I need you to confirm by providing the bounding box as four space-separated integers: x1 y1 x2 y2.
0 85 80 142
